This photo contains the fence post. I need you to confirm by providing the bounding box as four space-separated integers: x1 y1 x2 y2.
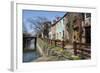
62 30 64 49
55 40 56 46
62 41 64 49
73 41 77 55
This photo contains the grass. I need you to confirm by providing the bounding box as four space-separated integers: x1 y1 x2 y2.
70 55 81 60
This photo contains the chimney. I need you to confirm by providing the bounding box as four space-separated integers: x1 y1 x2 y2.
56 17 60 20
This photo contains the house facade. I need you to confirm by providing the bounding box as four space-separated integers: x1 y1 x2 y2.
62 13 78 44
48 12 91 45
84 13 91 44
49 13 70 42
56 18 64 41
67 12 91 47
49 23 56 40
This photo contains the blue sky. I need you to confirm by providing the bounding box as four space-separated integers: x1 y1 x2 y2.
23 10 66 34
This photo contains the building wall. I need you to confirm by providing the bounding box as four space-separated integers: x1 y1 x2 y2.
63 16 69 41
49 24 56 40
65 13 78 43
56 19 64 41
84 13 91 44
49 12 91 44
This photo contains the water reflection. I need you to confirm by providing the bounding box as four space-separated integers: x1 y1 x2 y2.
23 51 40 62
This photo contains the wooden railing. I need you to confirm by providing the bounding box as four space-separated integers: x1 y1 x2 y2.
73 42 91 59
48 39 65 48
40 38 91 59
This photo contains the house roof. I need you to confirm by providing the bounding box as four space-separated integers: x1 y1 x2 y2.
51 13 68 27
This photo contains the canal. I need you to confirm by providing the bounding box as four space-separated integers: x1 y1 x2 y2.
23 36 41 62
23 51 40 62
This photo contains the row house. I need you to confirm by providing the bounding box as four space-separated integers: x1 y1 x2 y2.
48 17 64 47
49 20 56 40
71 12 91 58
49 13 70 44
48 12 91 58
83 13 91 44
55 17 64 41
49 15 65 41
72 13 84 43
64 13 77 44
49 12 91 45
72 13 91 44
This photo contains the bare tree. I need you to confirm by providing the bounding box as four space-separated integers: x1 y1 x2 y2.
27 16 51 38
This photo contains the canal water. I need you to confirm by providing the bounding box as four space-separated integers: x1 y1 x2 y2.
23 39 40 62
23 51 40 62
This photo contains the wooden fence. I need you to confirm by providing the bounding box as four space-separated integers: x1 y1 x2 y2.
73 42 91 59
48 39 65 49
41 38 91 59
